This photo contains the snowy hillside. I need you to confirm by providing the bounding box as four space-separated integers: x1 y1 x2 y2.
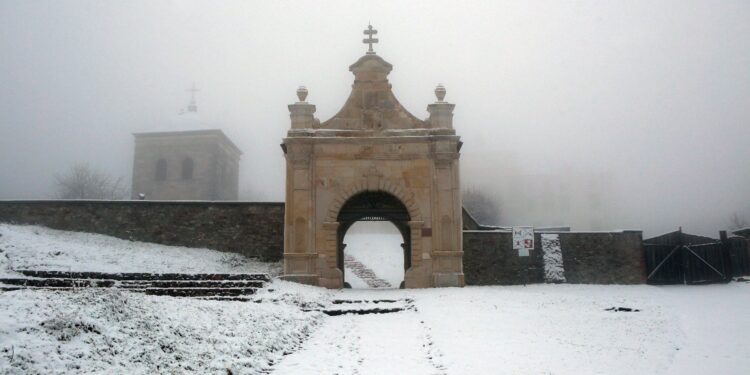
0 224 322 374
0 285 327 374
0 224 280 277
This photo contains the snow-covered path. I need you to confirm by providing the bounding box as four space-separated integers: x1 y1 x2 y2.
269 283 750 375
273 309 445 375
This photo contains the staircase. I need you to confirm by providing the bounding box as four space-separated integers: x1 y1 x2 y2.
343 254 392 288
0 270 271 300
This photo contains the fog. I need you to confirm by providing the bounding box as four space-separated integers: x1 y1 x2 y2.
1 0 748 237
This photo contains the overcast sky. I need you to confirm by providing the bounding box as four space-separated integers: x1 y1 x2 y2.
0 0 748 236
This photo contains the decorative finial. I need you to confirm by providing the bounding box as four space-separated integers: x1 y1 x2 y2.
363 24 378 54
435 84 446 102
186 82 199 112
296 86 308 102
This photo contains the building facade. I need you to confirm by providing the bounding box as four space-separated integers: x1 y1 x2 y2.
131 93 241 201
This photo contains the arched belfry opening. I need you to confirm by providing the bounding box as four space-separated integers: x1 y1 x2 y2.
281 25 464 288
336 191 411 288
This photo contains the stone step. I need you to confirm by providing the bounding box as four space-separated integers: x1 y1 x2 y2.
196 296 257 302
118 280 265 289
17 270 271 282
0 278 265 290
2 271 269 299
343 255 392 288
321 306 408 316
144 287 258 297
0 286 260 298
331 298 412 305
0 278 115 288
303 298 415 316
1 286 72 292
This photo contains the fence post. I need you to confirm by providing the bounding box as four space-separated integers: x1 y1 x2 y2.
719 230 732 282
679 227 688 284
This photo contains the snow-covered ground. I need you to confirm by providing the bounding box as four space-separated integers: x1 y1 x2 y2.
343 221 404 288
0 284 328 374
275 284 750 375
3 282 748 374
1 224 749 374
0 223 280 276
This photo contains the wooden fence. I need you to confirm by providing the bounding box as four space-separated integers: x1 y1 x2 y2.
644 229 748 285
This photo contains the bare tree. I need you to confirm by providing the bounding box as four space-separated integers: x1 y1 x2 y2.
463 186 501 225
54 163 127 200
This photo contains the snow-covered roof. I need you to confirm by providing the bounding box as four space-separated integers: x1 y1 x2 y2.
134 110 216 133
132 128 242 155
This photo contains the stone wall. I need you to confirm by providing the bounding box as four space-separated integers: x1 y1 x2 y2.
0 200 647 284
0 200 284 261
463 230 646 285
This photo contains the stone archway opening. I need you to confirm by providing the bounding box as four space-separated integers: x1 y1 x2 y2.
336 191 411 289
342 221 404 289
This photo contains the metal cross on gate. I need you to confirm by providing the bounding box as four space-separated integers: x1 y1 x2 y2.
363 24 378 54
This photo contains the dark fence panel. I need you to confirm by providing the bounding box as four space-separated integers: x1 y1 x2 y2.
644 230 737 284
644 244 683 284
683 243 730 284
728 237 750 277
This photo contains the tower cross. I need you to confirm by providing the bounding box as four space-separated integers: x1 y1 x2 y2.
363 24 378 54
187 82 199 112
187 82 199 101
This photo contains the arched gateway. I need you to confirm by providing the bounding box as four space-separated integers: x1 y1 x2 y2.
337 191 412 288
281 26 464 288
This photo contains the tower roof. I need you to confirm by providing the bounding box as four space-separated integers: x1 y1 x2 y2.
133 129 242 155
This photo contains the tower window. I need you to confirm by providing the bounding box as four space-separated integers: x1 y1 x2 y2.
181 157 194 180
155 159 167 181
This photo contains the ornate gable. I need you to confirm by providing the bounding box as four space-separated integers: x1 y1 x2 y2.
319 54 427 131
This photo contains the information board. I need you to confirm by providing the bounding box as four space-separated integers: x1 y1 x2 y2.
512 226 534 257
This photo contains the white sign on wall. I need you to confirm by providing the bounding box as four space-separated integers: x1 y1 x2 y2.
512 226 534 257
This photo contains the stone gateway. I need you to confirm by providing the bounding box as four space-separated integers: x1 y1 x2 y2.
281 26 464 288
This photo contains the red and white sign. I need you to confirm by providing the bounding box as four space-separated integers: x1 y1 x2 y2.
512 226 534 257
